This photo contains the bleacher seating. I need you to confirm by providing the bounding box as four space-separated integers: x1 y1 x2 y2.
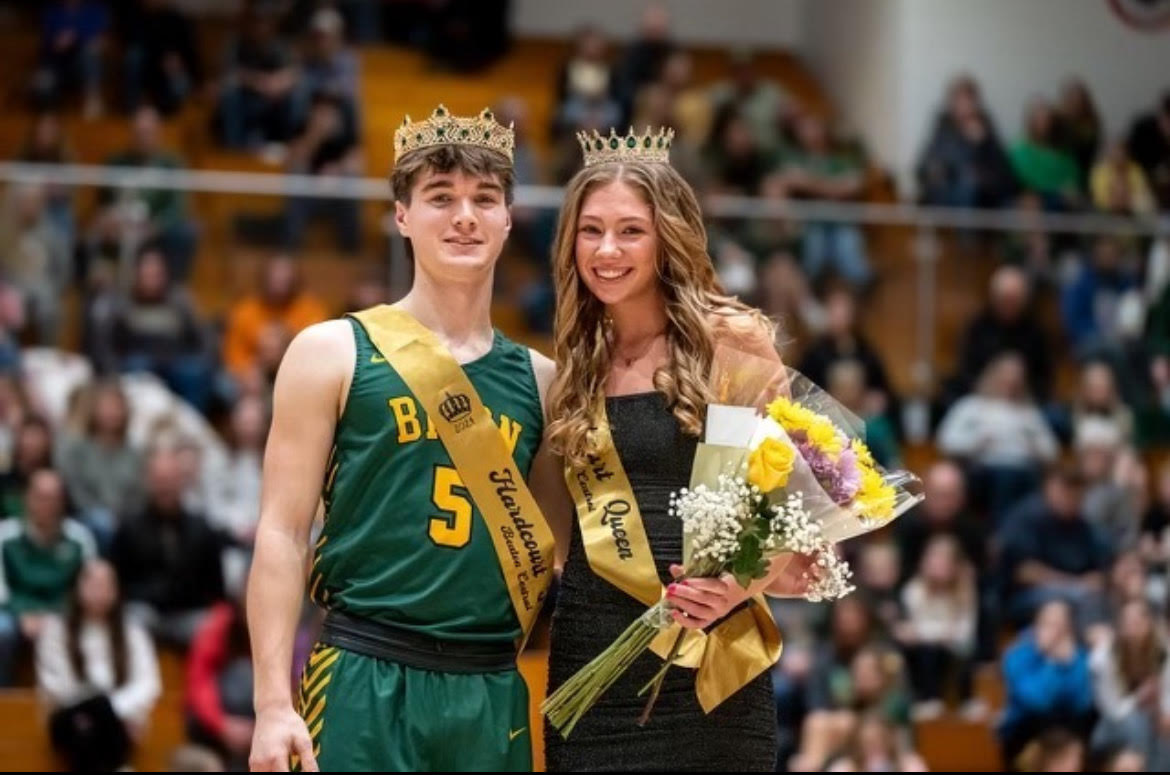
0 8 1164 770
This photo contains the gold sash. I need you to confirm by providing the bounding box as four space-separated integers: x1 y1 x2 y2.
352 305 555 642
563 402 782 713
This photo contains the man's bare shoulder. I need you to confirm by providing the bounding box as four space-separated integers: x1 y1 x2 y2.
275 319 356 405
284 319 355 363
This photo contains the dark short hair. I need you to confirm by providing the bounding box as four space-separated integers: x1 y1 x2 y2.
390 145 514 206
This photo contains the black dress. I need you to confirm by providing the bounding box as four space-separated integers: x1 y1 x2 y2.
545 392 778 772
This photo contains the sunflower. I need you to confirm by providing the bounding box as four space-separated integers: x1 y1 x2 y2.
767 397 819 436
855 467 896 522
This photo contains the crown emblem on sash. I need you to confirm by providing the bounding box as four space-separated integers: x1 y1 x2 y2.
439 392 473 424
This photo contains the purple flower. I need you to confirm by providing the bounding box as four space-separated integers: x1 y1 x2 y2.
797 437 834 478
795 435 862 506
828 446 862 504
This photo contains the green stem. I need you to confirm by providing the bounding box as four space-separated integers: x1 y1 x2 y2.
542 615 664 737
636 628 686 727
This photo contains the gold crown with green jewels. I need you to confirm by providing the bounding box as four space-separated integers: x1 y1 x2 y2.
577 126 675 167
394 105 514 165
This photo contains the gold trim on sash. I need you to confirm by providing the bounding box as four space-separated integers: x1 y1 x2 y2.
564 401 782 713
351 305 555 642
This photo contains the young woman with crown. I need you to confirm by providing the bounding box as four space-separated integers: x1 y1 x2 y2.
541 127 819 771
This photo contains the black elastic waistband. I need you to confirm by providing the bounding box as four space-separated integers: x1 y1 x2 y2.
319 611 517 673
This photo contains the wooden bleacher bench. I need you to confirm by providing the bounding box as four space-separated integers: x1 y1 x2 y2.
0 690 58 772
915 716 1003 772
974 663 1006 713
0 687 188 773
0 645 193 773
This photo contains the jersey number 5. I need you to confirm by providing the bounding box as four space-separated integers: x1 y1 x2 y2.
429 465 472 548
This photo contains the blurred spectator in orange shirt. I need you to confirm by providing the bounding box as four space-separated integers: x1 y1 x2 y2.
222 255 328 385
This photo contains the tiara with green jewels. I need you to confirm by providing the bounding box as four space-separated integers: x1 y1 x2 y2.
393 105 514 166
577 126 675 167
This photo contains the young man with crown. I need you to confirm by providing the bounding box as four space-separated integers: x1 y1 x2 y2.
247 105 565 772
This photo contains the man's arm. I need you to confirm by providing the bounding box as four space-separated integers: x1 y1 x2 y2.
247 320 353 772
528 349 573 570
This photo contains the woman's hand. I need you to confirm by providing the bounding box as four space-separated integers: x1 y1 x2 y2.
764 553 820 598
665 552 822 629
665 564 752 630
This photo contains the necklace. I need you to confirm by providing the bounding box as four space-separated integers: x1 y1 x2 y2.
613 331 665 368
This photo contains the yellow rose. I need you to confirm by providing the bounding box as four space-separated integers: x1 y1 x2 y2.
747 437 796 492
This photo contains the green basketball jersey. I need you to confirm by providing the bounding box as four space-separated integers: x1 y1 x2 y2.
309 317 544 642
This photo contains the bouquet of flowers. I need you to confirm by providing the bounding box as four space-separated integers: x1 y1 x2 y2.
542 344 924 737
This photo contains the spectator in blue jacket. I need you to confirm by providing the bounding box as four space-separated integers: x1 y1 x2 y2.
999 598 1096 767
1061 236 1138 359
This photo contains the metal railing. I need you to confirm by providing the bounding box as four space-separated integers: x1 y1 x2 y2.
2 161 1167 237
2 160 1166 398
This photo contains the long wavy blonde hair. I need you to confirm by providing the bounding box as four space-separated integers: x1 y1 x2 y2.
546 160 771 468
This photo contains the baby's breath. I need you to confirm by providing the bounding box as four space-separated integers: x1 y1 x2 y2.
673 474 760 566
669 480 855 602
